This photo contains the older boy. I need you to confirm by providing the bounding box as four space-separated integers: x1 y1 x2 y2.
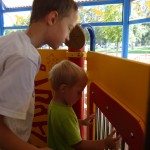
0 0 78 150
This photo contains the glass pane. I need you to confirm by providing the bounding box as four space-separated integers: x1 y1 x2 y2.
78 4 122 23
128 23 150 64
130 0 150 20
4 11 31 27
86 26 122 57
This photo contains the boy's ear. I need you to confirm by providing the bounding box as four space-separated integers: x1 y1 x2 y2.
47 11 58 25
59 84 67 93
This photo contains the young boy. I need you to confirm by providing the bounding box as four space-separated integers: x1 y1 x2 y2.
48 60 121 150
0 0 78 150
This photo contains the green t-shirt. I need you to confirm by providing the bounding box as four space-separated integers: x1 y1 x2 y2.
48 100 82 150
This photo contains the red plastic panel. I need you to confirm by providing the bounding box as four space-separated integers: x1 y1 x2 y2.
90 82 144 150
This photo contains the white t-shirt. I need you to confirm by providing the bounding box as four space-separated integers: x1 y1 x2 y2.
0 31 41 143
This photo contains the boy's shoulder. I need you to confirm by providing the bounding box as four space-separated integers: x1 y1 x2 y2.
49 100 74 115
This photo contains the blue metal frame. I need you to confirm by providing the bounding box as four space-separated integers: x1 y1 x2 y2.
122 0 130 58
130 18 150 25
3 7 31 13
4 26 28 30
86 22 122 26
0 0 4 35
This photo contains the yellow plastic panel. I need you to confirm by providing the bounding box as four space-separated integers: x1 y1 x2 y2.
30 49 67 147
87 51 150 124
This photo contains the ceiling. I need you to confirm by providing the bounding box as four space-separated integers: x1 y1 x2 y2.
2 0 117 9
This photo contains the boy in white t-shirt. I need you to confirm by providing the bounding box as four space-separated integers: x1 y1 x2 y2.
0 0 78 150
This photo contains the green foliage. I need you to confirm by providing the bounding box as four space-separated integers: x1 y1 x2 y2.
102 5 122 46
79 4 149 53
79 4 123 49
4 14 30 35
14 15 30 26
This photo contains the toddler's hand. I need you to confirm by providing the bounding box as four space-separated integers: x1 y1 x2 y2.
105 130 121 150
82 113 95 126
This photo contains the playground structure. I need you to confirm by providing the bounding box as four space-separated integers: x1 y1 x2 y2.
29 24 150 150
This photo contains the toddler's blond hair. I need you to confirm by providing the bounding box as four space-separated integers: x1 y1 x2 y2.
49 60 87 90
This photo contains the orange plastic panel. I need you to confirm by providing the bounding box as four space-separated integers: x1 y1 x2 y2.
90 82 144 150
87 51 150 124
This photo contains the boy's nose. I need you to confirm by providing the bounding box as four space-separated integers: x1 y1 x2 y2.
66 34 70 41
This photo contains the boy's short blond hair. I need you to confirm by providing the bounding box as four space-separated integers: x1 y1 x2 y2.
49 60 87 90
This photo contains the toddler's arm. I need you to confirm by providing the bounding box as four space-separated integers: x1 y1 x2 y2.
72 130 121 150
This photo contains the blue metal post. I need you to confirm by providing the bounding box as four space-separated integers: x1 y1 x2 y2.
81 23 96 51
122 0 130 58
0 0 4 35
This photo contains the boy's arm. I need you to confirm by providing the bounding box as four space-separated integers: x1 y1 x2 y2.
72 131 121 150
0 115 52 150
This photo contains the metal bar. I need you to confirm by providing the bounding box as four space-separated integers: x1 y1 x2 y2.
129 18 150 25
0 0 4 35
122 0 130 58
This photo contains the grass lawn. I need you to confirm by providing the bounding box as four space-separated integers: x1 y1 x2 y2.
95 46 150 54
128 47 150 54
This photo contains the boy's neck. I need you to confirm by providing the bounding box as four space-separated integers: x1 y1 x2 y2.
53 94 69 106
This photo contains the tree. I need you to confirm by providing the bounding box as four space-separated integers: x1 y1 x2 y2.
141 23 150 45
4 14 30 35
101 5 122 55
14 15 30 26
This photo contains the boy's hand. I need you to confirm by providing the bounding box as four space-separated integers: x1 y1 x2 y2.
82 113 95 126
105 130 121 150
